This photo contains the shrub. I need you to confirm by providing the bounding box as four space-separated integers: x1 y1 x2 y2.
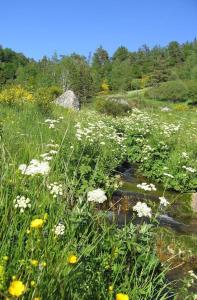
145 80 197 103
94 97 131 116
0 85 33 105
34 85 62 112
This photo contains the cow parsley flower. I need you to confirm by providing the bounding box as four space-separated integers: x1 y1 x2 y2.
47 182 63 198
87 188 107 203
182 166 196 173
14 196 31 213
133 201 152 218
19 159 50 176
53 223 65 236
159 196 169 207
137 182 156 191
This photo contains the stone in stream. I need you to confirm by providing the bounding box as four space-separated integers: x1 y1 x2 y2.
54 90 80 110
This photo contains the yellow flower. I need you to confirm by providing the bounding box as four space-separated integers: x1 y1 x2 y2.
30 280 36 287
8 280 26 297
116 293 129 300
41 262 47 267
67 255 78 264
30 219 44 229
3 256 9 261
30 260 39 267
33 298 41 300
108 285 113 292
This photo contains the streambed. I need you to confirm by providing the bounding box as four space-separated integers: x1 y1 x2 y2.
110 163 197 290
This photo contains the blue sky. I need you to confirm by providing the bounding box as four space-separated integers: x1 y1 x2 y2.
0 0 196 60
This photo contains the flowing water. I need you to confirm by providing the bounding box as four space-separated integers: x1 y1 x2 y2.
110 163 197 291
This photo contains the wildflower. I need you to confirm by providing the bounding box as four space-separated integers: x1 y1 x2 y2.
116 293 129 300
8 280 26 297
182 166 196 173
47 182 63 198
188 270 197 280
33 298 41 300
30 280 36 287
30 260 39 267
159 196 169 207
133 202 152 218
137 182 156 191
163 173 174 178
182 152 189 159
14 196 31 213
3 256 9 261
30 219 44 229
19 160 50 176
41 262 47 267
67 255 78 264
53 223 65 236
108 285 113 292
87 189 107 203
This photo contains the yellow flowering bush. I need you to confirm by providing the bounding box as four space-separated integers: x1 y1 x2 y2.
0 85 33 105
8 280 26 297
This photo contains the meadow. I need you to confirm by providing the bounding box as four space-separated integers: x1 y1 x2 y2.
0 98 197 299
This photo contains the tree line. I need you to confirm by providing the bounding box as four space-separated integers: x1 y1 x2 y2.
0 39 197 101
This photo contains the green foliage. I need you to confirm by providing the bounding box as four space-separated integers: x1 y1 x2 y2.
145 80 197 103
34 85 62 112
94 97 131 116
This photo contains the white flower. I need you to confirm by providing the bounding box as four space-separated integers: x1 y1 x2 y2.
133 202 152 218
137 182 156 191
161 106 171 112
14 196 31 213
188 270 197 280
53 223 65 236
181 152 189 159
87 189 107 203
182 166 196 173
48 182 63 198
19 160 50 176
159 196 169 207
163 172 174 178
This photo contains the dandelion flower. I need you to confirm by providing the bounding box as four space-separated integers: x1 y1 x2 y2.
30 219 44 229
30 260 39 267
67 255 78 264
8 280 26 297
116 293 129 300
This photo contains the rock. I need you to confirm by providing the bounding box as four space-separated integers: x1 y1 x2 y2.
161 106 171 112
54 90 80 110
191 193 197 212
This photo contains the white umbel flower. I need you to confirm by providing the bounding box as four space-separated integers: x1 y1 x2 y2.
137 182 156 191
19 159 50 176
159 196 169 207
133 201 152 218
48 182 63 198
87 188 107 203
14 196 31 213
53 223 65 236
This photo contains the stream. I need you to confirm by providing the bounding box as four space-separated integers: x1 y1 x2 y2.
110 163 197 291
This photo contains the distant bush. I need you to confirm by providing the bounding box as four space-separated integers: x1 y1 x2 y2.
0 85 33 105
145 80 197 104
94 97 131 116
34 86 62 112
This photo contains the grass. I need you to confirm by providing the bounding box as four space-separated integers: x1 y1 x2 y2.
0 100 197 299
